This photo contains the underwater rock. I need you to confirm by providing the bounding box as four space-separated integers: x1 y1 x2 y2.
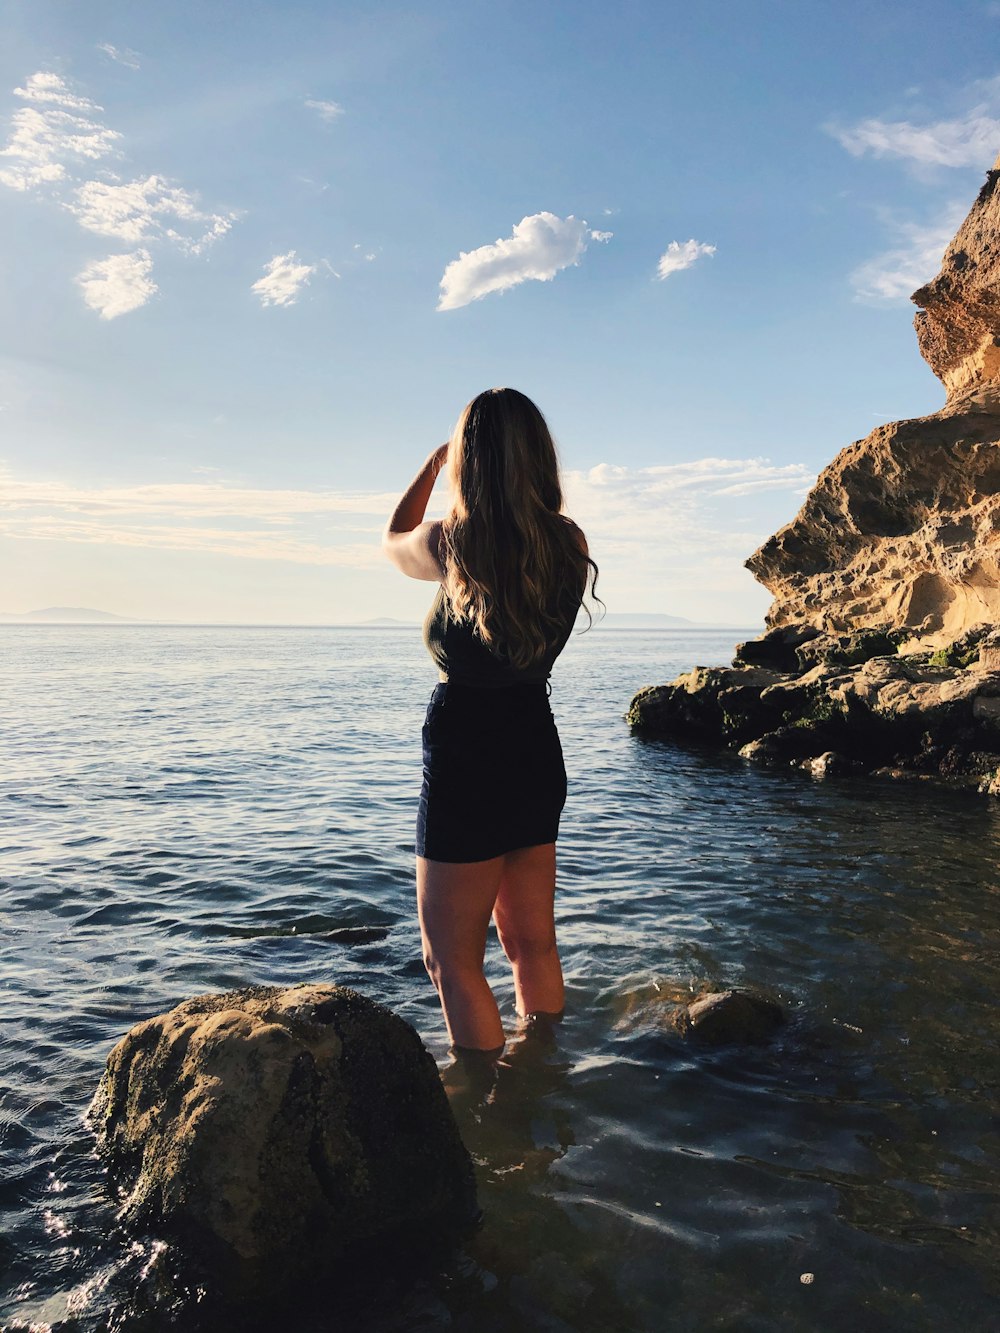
88 984 476 1301
679 991 785 1046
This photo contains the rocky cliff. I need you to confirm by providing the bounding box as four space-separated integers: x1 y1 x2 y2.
630 155 1000 794
748 153 1000 648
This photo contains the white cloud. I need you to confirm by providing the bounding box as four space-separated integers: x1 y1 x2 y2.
0 70 236 314
67 174 236 252
437 212 605 311
656 239 716 280
0 467 397 566
0 72 121 191
97 44 141 70
305 98 344 123
850 203 966 302
252 251 317 307
831 114 1000 169
828 76 1000 169
76 249 157 319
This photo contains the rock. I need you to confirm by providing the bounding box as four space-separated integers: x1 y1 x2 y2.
747 402 1000 646
626 665 787 741
911 154 1000 401
980 629 1000 671
806 751 861 779
733 625 821 672
629 162 1000 796
744 159 1000 650
88 984 477 1301
679 991 784 1046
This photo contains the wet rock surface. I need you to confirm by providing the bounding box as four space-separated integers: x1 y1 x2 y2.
628 627 1000 792
88 984 477 1302
679 991 785 1046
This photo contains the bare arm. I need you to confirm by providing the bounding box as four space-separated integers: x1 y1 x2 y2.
382 444 449 581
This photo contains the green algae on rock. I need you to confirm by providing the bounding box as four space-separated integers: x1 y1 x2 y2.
88 984 477 1302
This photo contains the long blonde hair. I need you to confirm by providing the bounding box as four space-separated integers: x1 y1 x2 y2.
440 387 600 670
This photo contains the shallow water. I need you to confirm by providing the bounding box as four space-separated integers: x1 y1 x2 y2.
2 625 999 1331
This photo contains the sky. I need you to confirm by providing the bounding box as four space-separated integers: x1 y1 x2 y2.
1 0 998 625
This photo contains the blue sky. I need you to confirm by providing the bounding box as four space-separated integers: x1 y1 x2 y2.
1 0 997 623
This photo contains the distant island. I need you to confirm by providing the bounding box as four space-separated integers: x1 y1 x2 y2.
0 606 145 623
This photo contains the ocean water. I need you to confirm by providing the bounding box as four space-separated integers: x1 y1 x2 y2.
2 625 999 1332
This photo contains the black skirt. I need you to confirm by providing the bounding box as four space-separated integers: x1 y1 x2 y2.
416 681 567 863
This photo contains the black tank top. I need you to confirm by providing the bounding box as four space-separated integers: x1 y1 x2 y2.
423 582 582 688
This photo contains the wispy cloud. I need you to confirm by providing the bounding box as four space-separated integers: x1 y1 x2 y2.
567 457 813 558
305 98 344 123
656 238 716 280
0 468 399 566
0 458 813 581
828 75 1000 169
850 203 965 302
252 251 318 307
0 69 237 316
76 249 157 319
97 44 141 71
437 212 610 311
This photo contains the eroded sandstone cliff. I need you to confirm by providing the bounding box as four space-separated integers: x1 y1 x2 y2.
747 154 1000 648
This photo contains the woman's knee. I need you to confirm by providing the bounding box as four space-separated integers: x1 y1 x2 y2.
422 944 485 990
495 924 558 965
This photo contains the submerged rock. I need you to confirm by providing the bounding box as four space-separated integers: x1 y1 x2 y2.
88 984 476 1301
678 991 785 1046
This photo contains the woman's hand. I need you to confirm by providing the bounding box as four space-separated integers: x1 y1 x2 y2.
429 441 450 478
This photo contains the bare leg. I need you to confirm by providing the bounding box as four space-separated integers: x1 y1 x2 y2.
416 854 506 1051
492 843 564 1018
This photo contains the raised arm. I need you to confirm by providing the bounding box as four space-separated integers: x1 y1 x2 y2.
382 444 449 582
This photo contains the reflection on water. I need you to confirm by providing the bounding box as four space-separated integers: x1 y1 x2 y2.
2 626 1000 1330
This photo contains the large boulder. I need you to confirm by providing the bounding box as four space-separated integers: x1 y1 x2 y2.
746 155 1000 650
88 984 477 1300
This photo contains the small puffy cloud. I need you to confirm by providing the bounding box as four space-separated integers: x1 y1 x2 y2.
828 76 1000 169
437 212 604 311
98 44 141 70
850 203 965 302
305 98 344 123
252 251 317 307
0 71 120 191
67 174 236 252
656 239 716 280
76 249 157 319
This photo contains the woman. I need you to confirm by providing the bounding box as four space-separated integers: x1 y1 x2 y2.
383 387 598 1056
